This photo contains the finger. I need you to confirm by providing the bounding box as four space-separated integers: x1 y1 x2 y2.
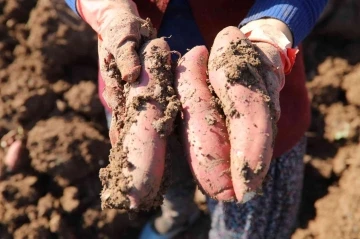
101 15 156 83
253 42 284 121
98 43 124 109
98 42 122 88
114 40 142 82
260 70 281 121
175 46 235 201
102 85 123 146
105 89 122 147
99 43 125 146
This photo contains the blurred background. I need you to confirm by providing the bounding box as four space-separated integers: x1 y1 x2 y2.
0 0 360 238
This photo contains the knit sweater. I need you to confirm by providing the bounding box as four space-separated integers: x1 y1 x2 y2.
65 0 327 47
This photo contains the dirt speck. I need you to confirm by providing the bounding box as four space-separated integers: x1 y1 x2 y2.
205 113 217 125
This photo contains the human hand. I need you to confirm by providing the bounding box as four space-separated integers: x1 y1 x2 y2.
77 0 156 146
240 21 298 121
78 0 156 83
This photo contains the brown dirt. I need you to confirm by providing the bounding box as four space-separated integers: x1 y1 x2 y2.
292 0 360 238
1 0 360 238
210 39 261 86
27 116 109 187
293 151 360 239
0 0 148 238
63 81 104 117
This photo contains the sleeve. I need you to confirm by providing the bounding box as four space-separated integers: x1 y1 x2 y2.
240 0 328 46
65 0 80 16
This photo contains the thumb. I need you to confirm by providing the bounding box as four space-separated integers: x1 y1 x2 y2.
253 42 284 122
114 40 142 82
109 119 120 147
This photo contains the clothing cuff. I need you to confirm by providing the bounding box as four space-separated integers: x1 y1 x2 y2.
240 0 328 46
65 0 80 17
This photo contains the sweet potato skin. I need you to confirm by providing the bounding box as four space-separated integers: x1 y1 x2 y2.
121 38 171 208
99 38 179 211
175 46 235 201
208 27 274 202
4 140 22 171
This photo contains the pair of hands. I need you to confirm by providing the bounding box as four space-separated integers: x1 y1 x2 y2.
80 0 296 202
92 2 293 131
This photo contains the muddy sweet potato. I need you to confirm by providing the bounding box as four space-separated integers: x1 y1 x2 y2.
120 40 170 209
175 46 235 201
208 27 275 202
100 38 180 211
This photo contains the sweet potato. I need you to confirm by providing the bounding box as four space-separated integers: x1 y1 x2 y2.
100 38 179 211
175 46 235 201
208 27 274 202
121 40 168 208
4 140 22 171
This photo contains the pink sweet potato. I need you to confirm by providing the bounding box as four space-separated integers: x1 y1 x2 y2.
208 27 274 202
4 140 23 171
121 39 170 208
175 46 235 201
100 38 180 211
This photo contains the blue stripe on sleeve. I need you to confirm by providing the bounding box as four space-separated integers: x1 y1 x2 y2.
240 0 328 46
65 0 80 16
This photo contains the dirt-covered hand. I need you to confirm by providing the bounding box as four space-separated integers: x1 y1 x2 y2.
77 0 156 84
241 24 298 121
77 0 156 146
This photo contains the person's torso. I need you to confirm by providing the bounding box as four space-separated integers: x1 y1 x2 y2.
157 0 205 56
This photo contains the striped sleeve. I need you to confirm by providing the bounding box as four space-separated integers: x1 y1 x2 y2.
240 0 328 46
65 0 80 16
